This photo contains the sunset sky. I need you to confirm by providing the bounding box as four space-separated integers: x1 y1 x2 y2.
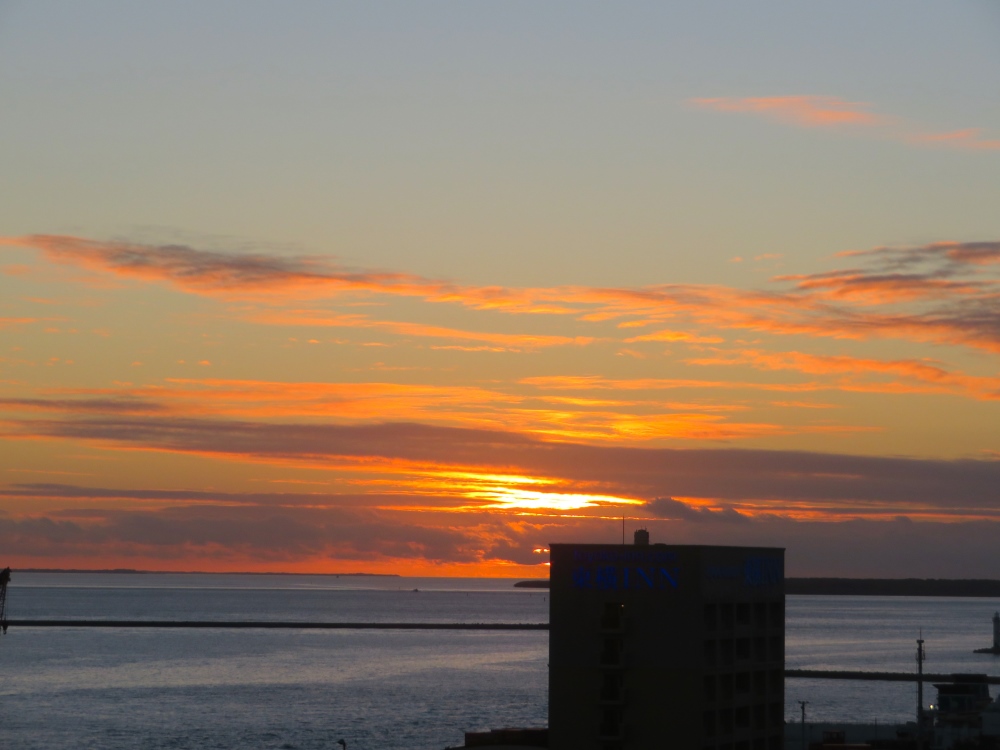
3 2 1000 577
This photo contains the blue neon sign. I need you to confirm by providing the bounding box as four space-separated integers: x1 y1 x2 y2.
571 564 680 591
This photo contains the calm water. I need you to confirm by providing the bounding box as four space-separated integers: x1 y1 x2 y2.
2 573 1000 749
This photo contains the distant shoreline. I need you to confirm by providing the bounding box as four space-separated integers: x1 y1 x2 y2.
517 578 1000 597
786 578 1000 597
12 573 1000 596
13 569 400 577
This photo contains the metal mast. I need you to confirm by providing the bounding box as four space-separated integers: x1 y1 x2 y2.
916 633 926 746
0 567 10 635
798 700 809 750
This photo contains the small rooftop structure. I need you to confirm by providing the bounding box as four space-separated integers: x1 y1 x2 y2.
931 674 996 750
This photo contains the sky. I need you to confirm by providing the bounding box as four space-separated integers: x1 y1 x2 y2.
2 1 1000 577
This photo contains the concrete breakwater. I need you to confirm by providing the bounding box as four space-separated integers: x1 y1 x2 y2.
786 669 1000 684
6 619 550 630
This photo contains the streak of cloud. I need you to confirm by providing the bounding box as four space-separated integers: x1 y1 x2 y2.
683 350 1000 401
691 96 884 127
247 309 594 350
907 129 1000 151
5 415 1000 513
6 234 1000 354
691 96 1000 152
0 387 836 444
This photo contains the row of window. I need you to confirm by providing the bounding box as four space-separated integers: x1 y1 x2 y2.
598 726 783 750
704 601 783 633
703 702 783 736
704 670 782 702
598 608 627 738
701 734 783 750
703 636 782 667
599 635 783 669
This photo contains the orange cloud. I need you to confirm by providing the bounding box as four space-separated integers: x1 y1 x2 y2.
2 415 991 513
908 128 1000 151
9 413 1000 575
690 96 884 127
775 270 981 303
685 349 1000 401
519 375 822 393
0 317 41 328
692 98 1000 153
6 234 1000 358
17 379 519 430
624 329 724 344
247 308 594 350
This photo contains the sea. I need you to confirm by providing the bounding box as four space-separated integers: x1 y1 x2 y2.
2 572 1000 750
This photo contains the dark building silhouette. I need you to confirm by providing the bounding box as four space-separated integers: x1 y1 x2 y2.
548 536 784 750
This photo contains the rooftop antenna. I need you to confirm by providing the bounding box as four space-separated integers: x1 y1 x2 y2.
916 632 926 748
0 567 10 635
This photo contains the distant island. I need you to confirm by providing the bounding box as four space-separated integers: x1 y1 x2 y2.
516 578 1000 597
15 569 400 577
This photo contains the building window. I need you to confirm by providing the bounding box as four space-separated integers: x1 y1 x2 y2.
721 673 734 701
754 636 766 662
721 603 735 630
736 602 751 627
600 637 624 667
735 672 750 695
600 672 624 703
704 640 717 667
600 708 622 738
769 601 783 629
704 603 717 632
704 675 717 702
601 602 625 631
768 635 782 662
721 639 734 666
719 674 733 701
719 708 734 735
768 670 782 696
754 602 767 630
735 707 750 729
768 702 783 728
736 638 751 661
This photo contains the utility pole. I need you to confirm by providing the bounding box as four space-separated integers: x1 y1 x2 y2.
799 700 809 750
916 634 926 749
